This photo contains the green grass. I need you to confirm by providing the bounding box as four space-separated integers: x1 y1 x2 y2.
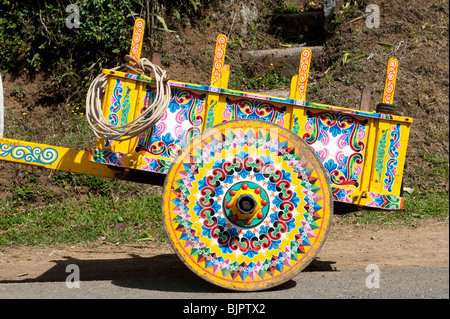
403 191 449 219
0 165 165 246
0 178 164 246
229 67 292 92
335 191 449 226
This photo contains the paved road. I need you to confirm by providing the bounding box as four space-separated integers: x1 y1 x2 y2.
1 266 448 300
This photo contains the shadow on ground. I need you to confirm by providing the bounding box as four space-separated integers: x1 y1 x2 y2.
0 252 337 293
1 202 361 292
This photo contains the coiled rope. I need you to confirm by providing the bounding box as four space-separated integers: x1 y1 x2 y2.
86 55 171 141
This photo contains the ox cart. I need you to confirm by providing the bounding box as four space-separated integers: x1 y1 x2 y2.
0 19 412 291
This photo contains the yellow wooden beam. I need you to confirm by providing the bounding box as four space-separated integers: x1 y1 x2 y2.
210 34 227 87
129 18 145 66
382 58 398 104
289 48 312 101
0 137 164 185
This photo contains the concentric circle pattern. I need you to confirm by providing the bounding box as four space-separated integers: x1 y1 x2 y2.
162 119 333 291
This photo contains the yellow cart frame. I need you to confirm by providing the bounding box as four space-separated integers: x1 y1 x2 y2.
0 20 412 212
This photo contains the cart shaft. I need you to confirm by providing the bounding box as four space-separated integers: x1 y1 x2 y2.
0 137 164 185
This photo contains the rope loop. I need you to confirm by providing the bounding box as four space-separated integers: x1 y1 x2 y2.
86 56 171 141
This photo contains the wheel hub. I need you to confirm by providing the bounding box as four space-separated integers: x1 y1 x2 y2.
223 182 270 228
236 194 257 215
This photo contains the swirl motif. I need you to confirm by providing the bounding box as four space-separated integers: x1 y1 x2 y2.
119 87 131 127
383 58 398 104
136 88 205 157
205 100 217 129
0 143 58 165
296 48 312 101
109 79 124 125
223 97 285 124
194 155 296 256
303 110 368 188
383 124 401 192
130 19 144 61
210 35 227 86
366 192 402 210
375 129 389 179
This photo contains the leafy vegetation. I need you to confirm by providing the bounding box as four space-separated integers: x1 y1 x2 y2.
0 0 216 104
0 1 137 73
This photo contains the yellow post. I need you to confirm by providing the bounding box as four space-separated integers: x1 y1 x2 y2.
203 34 228 130
129 18 145 67
382 58 398 104
289 48 312 101
210 34 228 87
96 18 146 153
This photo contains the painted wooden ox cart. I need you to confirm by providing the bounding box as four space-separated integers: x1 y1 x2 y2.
0 19 412 291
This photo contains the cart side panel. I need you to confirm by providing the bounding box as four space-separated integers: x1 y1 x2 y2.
369 119 411 197
91 71 412 210
298 108 370 191
131 84 207 161
290 105 409 209
95 74 141 154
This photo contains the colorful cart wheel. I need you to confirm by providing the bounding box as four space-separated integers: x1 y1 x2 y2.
162 119 333 291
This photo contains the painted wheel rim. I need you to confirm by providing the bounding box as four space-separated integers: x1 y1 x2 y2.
162 119 333 291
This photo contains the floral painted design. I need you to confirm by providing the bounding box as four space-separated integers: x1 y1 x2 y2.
135 85 206 159
384 124 401 192
303 110 368 188
223 97 285 126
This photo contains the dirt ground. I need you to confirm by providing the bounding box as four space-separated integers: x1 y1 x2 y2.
0 219 447 283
